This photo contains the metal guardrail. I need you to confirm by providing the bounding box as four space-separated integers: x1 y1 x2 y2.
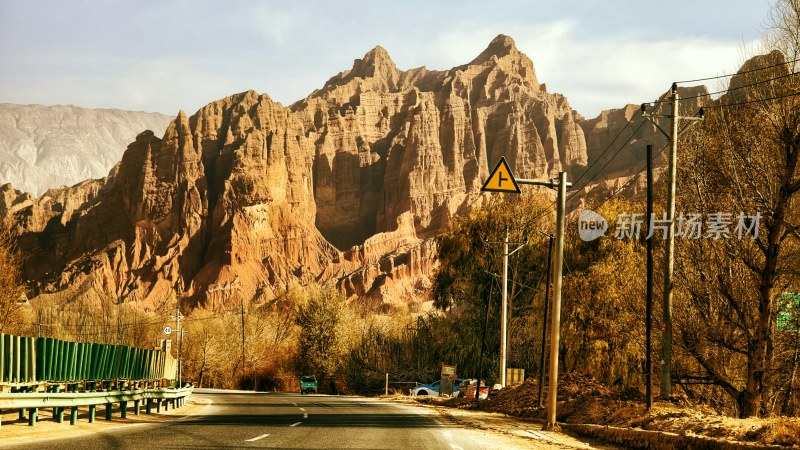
0 385 193 427
0 385 193 409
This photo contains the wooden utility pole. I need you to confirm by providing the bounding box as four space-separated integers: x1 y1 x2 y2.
487 227 526 388
538 234 553 408
545 171 568 430
641 87 703 397
646 144 654 409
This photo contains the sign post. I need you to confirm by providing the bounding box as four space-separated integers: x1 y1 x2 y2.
440 363 457 397
481 157 571 430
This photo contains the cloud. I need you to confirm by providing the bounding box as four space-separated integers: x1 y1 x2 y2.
405 21 760 118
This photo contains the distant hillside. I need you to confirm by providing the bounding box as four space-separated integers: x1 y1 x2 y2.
0 104 171 195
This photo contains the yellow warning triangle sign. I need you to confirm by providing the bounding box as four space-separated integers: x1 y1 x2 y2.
481 156 521 193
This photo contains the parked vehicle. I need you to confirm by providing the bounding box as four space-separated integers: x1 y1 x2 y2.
410 378 464 397
300 375 318 394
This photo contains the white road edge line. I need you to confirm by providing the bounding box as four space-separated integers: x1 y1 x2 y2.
290 421 302 427
245 434 270 442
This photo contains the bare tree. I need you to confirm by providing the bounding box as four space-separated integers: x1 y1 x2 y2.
675 35 800 416
0 221 25 333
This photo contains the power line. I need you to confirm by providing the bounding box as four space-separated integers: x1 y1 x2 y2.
704 90 800 109
680 71 799 100
566 118 649 207
590 110 703 212
674 56 800 84
570 110 642 190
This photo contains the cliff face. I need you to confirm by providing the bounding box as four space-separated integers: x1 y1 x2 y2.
6 35 593 311
0 104 171 196
296 35 586 249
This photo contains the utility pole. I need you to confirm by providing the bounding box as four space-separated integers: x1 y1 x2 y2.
172 307 183 386
641 85 703 397
538 233 553 408
173 283 184 386
488 227 526 388
502 226 509 388
646 144 654 409
544 171 568 430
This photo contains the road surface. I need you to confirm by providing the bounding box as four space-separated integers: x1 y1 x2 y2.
1 390 587 449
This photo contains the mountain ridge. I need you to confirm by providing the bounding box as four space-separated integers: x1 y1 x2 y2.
0 35 705 312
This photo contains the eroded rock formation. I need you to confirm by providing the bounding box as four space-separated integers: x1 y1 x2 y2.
5 35 603 311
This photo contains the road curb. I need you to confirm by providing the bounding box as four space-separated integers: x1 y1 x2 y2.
561 423 781 450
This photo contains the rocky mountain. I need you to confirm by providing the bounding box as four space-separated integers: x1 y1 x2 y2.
0 104 172 196
1 35 683 312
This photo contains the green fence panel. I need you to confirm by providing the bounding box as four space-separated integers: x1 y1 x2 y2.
146 350 153 379
98 344 111 380
48 338 56 381
58 339 67 381
83 342 91 380
123 345 130 378
20 336 28 382
96 343 105 380
90 343 100 379
104 345 112 379
67 341 76 381
7 334 13 383
136 348 144 379
44 338 53 380
125 347 136 380
104 345 113 379
0 333 163 384
13 335 21 383
80 343 87 380
71 341 78 381
53 339 61 381
35 337 45 382
119 346 128 379
105 344 113 379
27 337 35 382
112 345 122 379
75 342 83 381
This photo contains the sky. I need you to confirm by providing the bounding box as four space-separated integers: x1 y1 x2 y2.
0 1 774 119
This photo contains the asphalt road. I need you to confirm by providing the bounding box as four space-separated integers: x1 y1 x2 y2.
2 390 568 449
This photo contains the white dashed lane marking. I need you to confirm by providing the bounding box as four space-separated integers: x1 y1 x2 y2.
245 434 270 442
290 421 302 427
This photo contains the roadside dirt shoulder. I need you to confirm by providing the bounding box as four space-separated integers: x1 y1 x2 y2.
382 395 624 449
